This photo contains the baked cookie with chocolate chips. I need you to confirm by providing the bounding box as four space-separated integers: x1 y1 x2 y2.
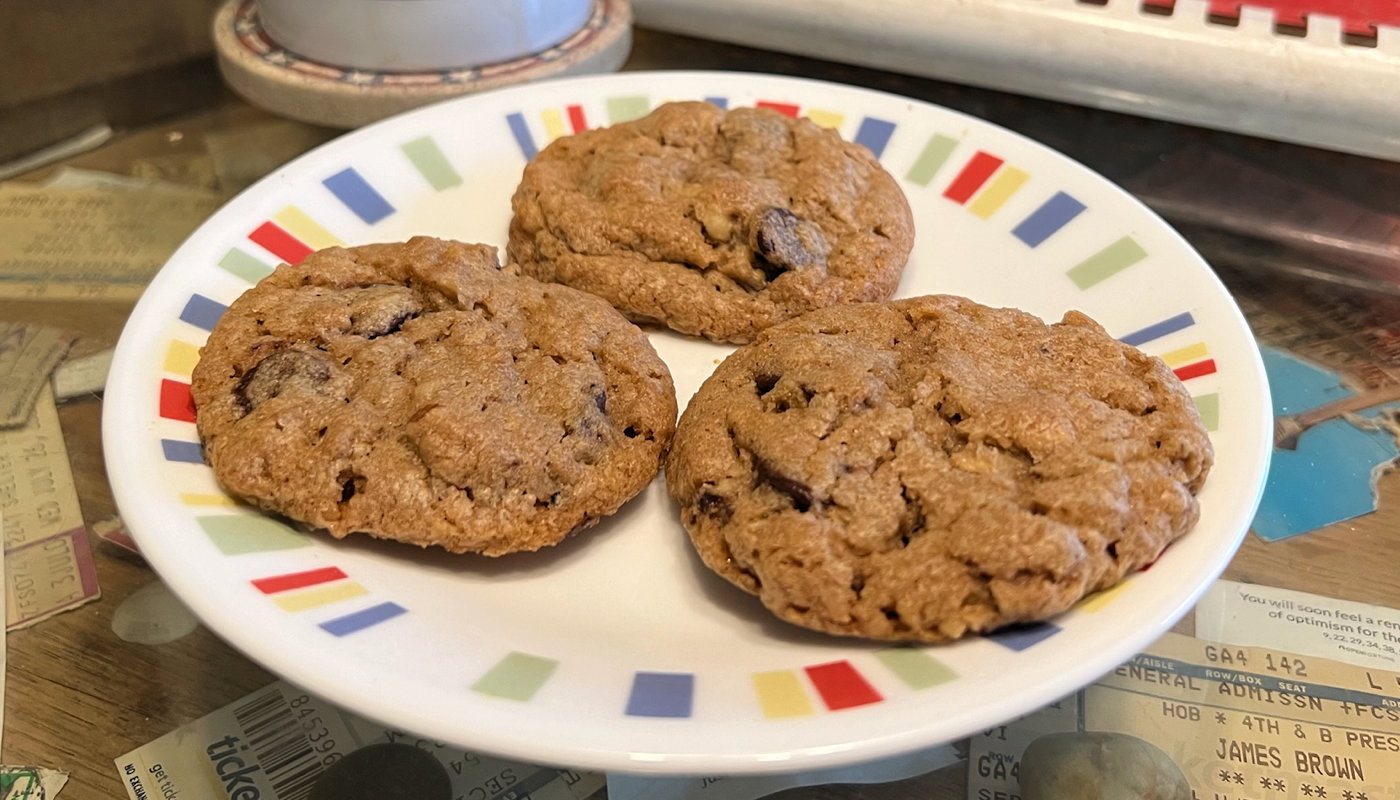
191 236 677 556
508 101 915 344
666 295 1213 642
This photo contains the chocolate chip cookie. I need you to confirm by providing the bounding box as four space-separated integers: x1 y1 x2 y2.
666 295 1213 641
508 101 915 344
191 236 677 556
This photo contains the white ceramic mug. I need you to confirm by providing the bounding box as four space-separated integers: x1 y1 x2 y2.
257 0 594 71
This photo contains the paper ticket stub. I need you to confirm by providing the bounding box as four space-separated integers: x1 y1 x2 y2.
0 766 68 800
116 680 605 800
41 167 216 196
0 384 99 629
127 157 222 193
0 322 73 427
0 508 5 741
0 182 221 301
51 347 112 402
969 632 1400 800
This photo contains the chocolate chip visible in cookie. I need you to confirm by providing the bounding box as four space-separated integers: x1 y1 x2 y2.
508 101 915 344
665 295 1213 642
233 349 334 413
191 236 678 556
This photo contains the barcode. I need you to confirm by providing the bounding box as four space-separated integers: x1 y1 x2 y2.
231 687 325 800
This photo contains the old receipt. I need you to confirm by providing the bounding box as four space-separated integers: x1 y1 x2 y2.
0 182 220 300
969 632 1400 799
1 384 99 629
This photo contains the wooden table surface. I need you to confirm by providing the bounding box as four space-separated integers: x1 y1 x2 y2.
4 26 1399 800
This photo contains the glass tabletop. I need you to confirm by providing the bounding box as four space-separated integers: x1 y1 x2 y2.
2 19 1399 800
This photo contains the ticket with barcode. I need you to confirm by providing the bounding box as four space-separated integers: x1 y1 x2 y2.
115 681 604 800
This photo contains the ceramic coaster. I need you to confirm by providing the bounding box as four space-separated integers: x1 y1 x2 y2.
213 0 632 128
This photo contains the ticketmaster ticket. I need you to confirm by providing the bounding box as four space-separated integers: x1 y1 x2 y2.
116 681 603 800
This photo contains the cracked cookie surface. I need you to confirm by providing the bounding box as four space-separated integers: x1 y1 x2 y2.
665 295 1213 641
508 101 915 344
191 237 677 556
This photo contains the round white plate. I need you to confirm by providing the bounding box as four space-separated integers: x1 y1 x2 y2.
103 71 1271 775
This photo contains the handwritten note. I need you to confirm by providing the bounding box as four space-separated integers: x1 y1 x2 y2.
968 632 1400 800
0 182 221 300
1 385 99 629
